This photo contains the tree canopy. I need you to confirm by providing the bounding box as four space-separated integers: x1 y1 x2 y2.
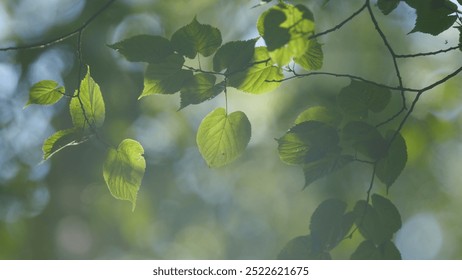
1 0 462 259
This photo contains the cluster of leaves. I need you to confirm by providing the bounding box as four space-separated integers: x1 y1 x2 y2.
16 0 462 259
278 195 401 259
277 80 407 190
109 1 322 168
26 67 145 211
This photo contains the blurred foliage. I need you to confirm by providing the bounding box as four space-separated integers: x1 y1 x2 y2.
1 0 462 259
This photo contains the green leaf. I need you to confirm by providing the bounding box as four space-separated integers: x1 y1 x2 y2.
353 200 391 245
257 3 315 66
303 154 353 188
376 131 407 189
171 17 222 59
294 39 324 70
295 106 341 127
141 54 194 98
351 240 401 260
69 66 105 131
213 39 258 73
457 26 462 52
227 47 283 94
196 108 251 167
103 139 146 211
310 199 352 253
372 194 402 234
108 35 174 63
337 80 391 119
342 121 387 160
179 74 224 109
377 0 400 15
404 0 457 35
42 128 87 160
25 80 64 108
277 235 331 260
277 121 339 165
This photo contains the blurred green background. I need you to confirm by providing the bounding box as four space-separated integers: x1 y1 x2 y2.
1 0 462 259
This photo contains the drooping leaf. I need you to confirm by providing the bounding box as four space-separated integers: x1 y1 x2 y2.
277 121 339 165
295 106 341 127
310 199 353 253
140 54 194 98
351 240 401 260
25 80 64 108
69 66 105 131
372 194 402 234
377 0 401 15
171 17 222 59
303 154 353 188
227 47 283 94
294 39 324 70
103 139 146 211
108 35 174 63
180 74 224 109
353 200 390 245
376 131 407 189
277 235 331 260
213 39 258 73
257 3 315 66
342 121 387 160
404 0 457 35
42 128 87 160
196 108 251 167
337 80 391 119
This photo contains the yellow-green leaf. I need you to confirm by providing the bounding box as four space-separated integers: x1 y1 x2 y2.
25 80 64 108
103 139 146 211
196 108 251 167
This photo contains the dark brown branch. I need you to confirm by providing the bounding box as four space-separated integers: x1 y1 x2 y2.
396 45 460 58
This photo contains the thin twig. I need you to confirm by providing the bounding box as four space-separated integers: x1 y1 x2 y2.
396 45 460 58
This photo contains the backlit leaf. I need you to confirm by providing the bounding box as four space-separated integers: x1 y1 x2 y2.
108 35 174 63
180 73 224 109
257 3 315 66
196 108 251 167
376 131 407 189
171 17 222 58
228 47 283 94
295 106 341 127
141 54 193 98
25 80 64 108
277 121 339 165
294 39 324 70
103 139 146 211
42 128 87 160
213 39 258 73
69 66 105 131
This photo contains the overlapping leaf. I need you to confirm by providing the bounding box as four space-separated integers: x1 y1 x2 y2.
377 0 401 15
25 80 64 107
227 47 283 94
141 54 193 98
342 121 387 160
294 106 341 127
180 73 225 109
337 80 391 119
213 39 258 73
108 35 174 63
171 17 222 58
42 128 87 160
257 3 315 66
303 154 353 187
351 240 401 260
293 39 324 70
196 108 251 167
277 235 331 260
69 66 105 131
103 139 146 211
